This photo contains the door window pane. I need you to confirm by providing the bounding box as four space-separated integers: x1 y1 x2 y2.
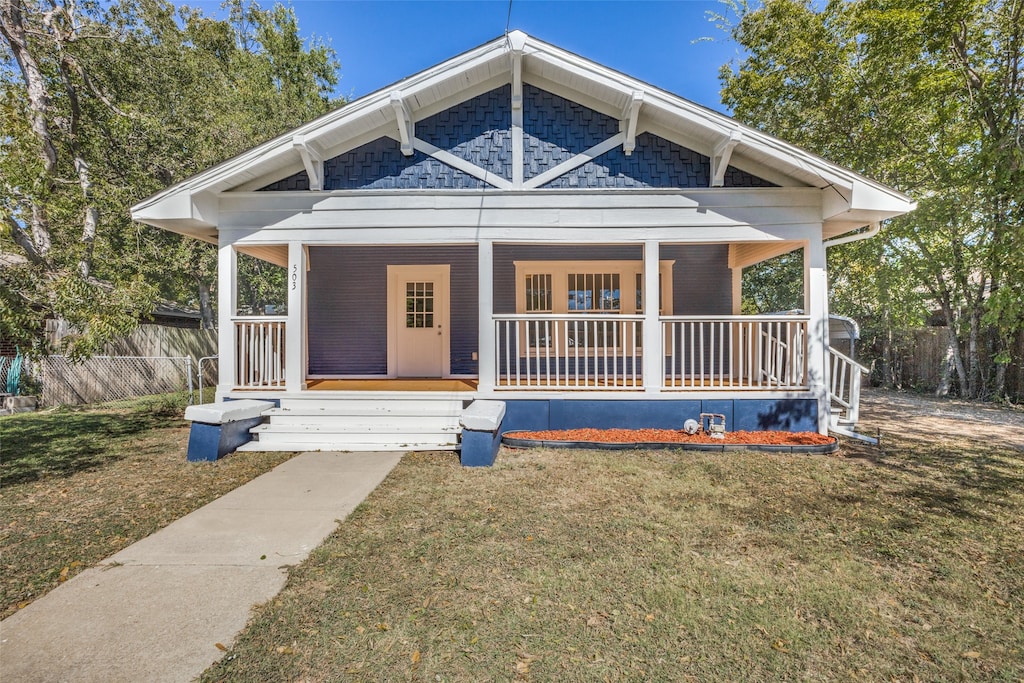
405 282 434 328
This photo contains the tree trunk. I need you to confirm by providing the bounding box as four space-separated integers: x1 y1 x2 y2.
197 280 215 330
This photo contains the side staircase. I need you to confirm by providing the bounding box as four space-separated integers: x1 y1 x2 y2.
237 394 467 452
827 347 876 444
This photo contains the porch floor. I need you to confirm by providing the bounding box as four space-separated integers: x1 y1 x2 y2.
305 378 478 392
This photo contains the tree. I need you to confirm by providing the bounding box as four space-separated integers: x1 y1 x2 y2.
1 0 338 356
720 0 1024 399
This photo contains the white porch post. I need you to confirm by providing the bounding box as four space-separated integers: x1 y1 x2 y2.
477 239 496 393
804 235 830 433
731 266 743 315
643 240 663 392
286 242 307 391
216 241 237 399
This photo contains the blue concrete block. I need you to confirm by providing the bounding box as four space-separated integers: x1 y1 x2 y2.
500 400 551 434
700 400 734 430
461 428 502 467
549 400 700 429
733 399 817 432
186 417 264 462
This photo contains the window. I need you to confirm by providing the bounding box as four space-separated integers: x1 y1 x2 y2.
515 260 673 317
525 274 552 312
568 273 620 311
405 281 434 328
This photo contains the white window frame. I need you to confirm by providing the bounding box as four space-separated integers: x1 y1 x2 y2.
513 260 674 316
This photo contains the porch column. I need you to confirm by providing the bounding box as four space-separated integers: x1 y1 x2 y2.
643 240 663 392
216 241 237 399
477 239 495 393
286 242 307 391
731 266 743 315
804 235 830 433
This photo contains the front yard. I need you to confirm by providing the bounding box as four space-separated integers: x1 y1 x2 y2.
203 391 1023 681
0 396 293 618
2 391 1021 680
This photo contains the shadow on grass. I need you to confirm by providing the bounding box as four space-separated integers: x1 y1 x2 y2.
843 438 1024 519
0 404 186 485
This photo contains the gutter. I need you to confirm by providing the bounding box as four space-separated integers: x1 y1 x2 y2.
823 221 880 249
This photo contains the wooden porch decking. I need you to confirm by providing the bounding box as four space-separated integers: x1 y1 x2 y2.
305 378 478 392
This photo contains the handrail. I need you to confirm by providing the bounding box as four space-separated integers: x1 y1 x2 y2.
661 314 811 322
828 347 867 426
230 315 288 323
828 346 869 374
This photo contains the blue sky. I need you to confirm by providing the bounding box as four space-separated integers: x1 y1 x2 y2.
193 0 744 112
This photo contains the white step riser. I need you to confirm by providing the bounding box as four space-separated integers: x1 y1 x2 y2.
253 423 462 436
266 408 464 420
238 441 458 453
262 415 461 428
274 399 467 413
252 431 459 446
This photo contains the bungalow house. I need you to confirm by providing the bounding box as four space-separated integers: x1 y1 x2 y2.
131 31 915 453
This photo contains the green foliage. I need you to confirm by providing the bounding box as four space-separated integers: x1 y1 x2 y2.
1 0 340 353
741 251 803 314
720 0 1024 398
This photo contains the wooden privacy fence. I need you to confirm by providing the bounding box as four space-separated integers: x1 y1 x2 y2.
893 327 1024 400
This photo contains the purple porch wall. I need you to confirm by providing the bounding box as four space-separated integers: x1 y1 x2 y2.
307 246 479 375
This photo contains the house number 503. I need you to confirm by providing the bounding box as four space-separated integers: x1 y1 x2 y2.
291 264 297 290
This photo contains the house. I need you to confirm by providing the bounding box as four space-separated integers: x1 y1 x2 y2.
131 31 915 454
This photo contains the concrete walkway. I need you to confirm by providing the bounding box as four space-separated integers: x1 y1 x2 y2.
0 451 403 683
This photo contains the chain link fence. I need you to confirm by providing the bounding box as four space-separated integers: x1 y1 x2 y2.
33 356 196 408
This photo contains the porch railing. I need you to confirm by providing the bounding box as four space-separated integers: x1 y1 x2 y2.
828 346 868 426
494 314 644 389
493 314 809 391
662 315 808 390
233 317 286 389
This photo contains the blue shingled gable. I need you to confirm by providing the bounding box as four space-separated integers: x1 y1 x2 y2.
259 84 775 192
416 85 513 182
522 84 620 180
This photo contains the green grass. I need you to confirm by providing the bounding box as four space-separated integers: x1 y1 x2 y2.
0 396 294 618
201 434 1024 682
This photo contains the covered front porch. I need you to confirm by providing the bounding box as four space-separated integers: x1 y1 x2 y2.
218 236 862 439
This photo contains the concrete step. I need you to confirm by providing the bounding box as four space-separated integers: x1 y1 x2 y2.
252 420 460 435
237 438 459 452
274 398 467 413
260 414 461 429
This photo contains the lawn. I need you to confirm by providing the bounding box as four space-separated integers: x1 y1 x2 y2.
0 395 294 619
202 396 1024 682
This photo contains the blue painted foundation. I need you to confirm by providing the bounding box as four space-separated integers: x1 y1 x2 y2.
499 398 818 435
186 417 264 462
460 428 503 467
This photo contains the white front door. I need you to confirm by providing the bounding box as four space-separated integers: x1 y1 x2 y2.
387 264 450 377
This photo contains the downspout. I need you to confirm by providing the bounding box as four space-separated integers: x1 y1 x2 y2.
823 222 880 249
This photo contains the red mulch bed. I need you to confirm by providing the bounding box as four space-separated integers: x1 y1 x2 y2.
508 428 835 446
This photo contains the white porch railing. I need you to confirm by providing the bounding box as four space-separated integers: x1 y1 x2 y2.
233 317 286 389
494 314 644 389
828 347 868 426
662 315 808 390
493 314 810 391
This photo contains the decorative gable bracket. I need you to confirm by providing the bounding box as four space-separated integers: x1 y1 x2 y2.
711 130 743 187
390 91 415 157
620 91 644 156
292 135 324 191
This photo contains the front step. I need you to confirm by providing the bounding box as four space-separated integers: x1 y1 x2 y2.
243 395 468 452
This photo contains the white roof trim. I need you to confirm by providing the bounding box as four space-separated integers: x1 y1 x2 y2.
131 30 915 232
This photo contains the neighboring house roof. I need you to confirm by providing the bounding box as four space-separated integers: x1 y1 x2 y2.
132 30 915 242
